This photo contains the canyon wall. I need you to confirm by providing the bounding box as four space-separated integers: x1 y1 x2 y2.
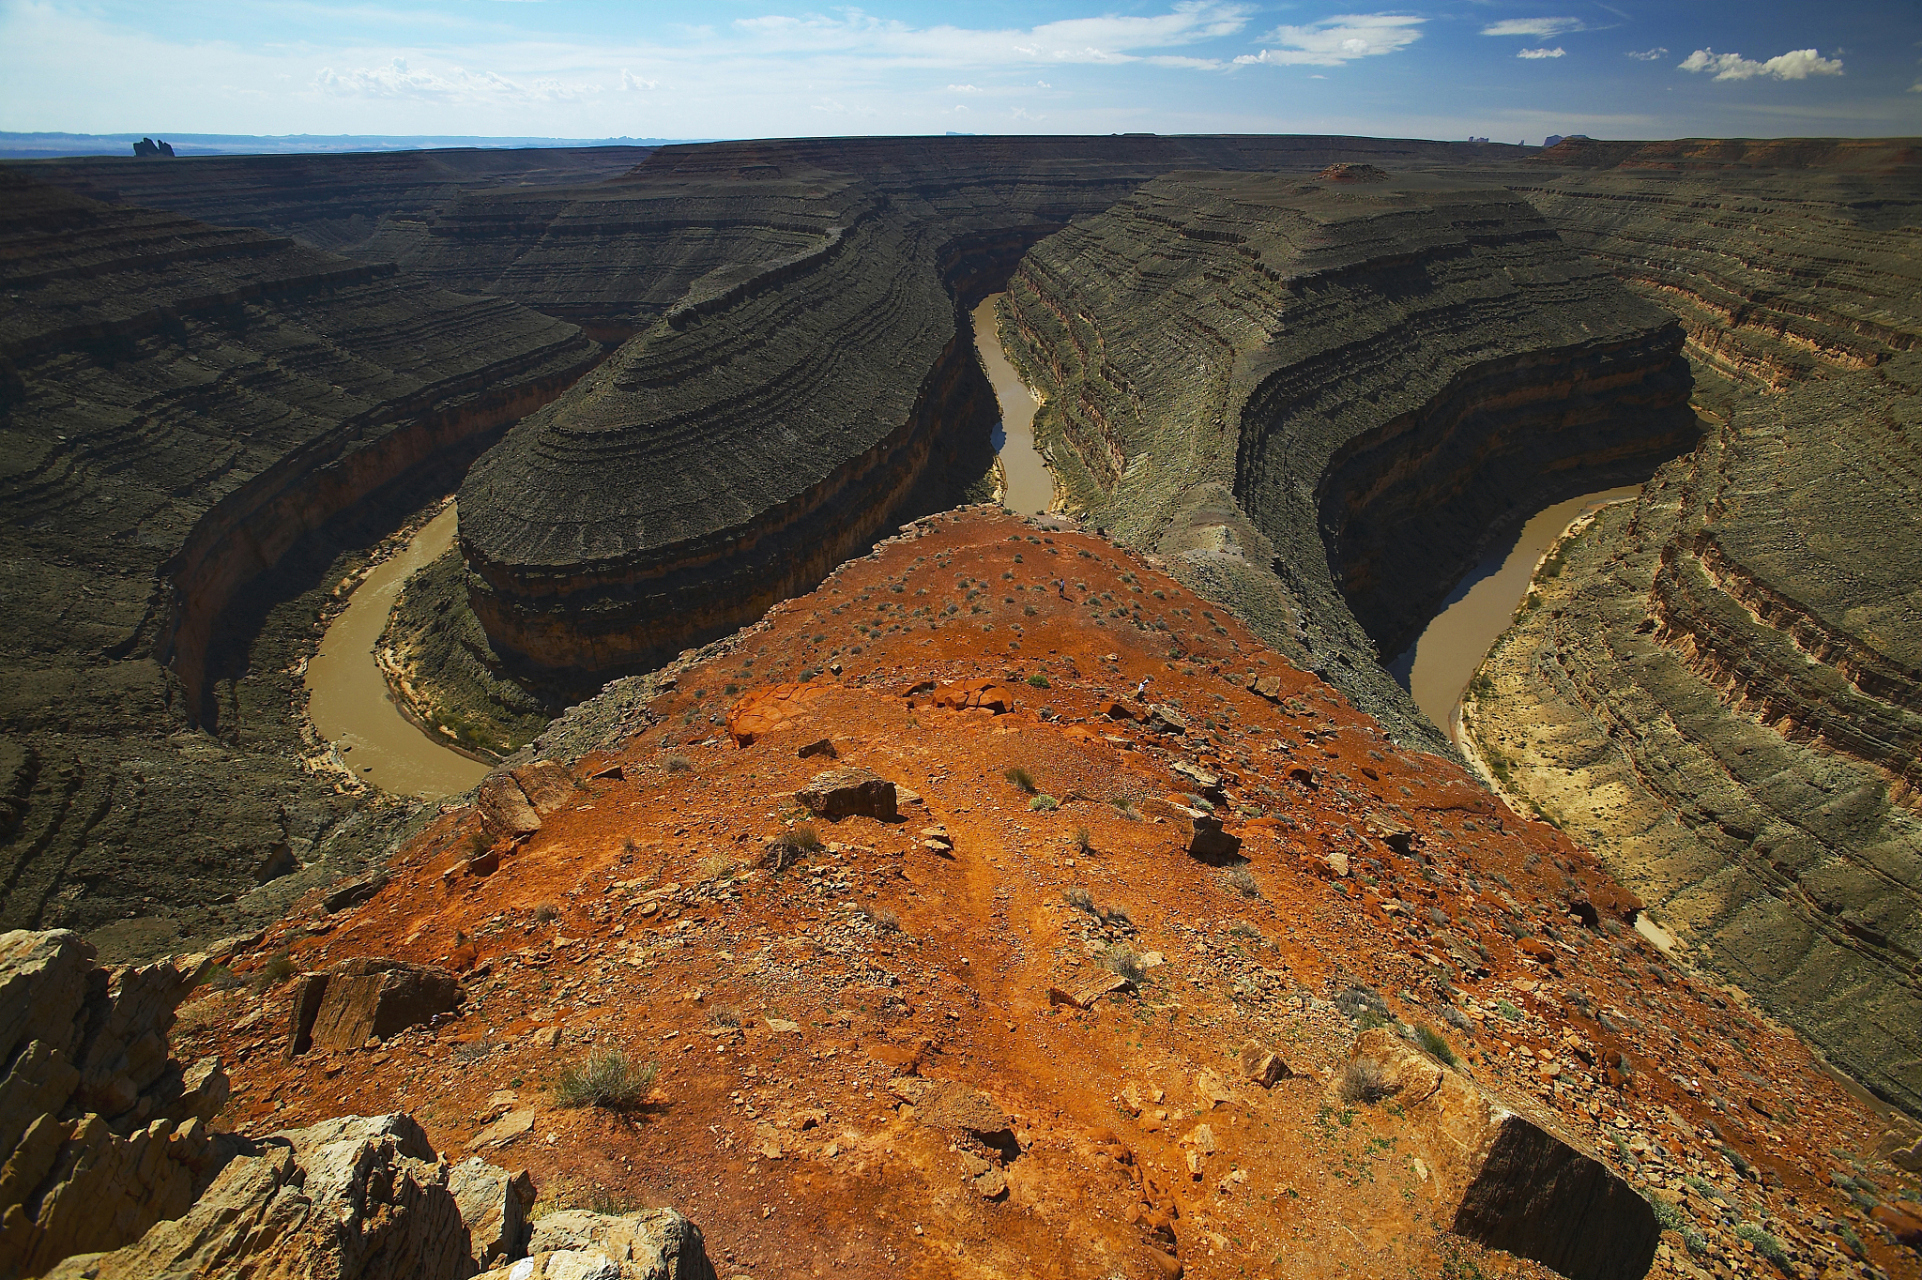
1463 146 1922 1114
999 170 1695 748
0 170 597 947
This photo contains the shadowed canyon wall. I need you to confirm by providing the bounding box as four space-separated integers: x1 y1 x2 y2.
999 171 1695 749
1463 143 1922 1114
0 170 597 947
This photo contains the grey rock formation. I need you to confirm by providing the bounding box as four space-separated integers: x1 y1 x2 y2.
0 170 597 949
1000 170 1694 748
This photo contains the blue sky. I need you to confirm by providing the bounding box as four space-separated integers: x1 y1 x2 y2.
2 1 1917 142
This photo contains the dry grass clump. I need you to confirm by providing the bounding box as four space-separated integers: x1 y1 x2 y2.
664 754 693 773
1102 946 1146 984
1221 866 1259 898
1338 1057 1398 1105
1004 765 1038 794
552 1051 657 1112
767 824 822 872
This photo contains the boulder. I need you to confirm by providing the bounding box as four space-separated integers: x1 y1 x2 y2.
795 770 898 822
726 682 824 746
932 679 1015 714
322 868 390 914
512 763 576 815
1346 1029 1659 1280
478 772 543 837
1184 812 1242 862
1145 705 1187 735
1099 700 1142 722
288 957 462 1055
1249 674 1284 701
524 1209 717 1280
450 1156 536 1270
796 738 838 760
1239 1042 1290 1088
1169 761 1223 802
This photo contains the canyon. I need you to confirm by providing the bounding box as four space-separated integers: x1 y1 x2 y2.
2 132 1922 1278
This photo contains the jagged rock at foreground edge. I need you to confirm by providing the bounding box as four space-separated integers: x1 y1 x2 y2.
1000 170 1696 750
0 928 716 1280
180 511 1922 1280
0 169 599 952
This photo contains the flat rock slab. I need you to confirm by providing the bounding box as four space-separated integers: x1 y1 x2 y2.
795 770 898 822
289 957 462 1055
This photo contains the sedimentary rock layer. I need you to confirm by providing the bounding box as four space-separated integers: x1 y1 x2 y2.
15 145 648 252
1465 358 1922 1115
0 171 597 943
999 171 1695 746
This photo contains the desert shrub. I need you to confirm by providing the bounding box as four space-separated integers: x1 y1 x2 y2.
1495 999 1522 1022
698 854 734 882
705 1005 742 1029
1027 673 1051 689
871 910 901 933
1004 766 1037 794
1029 794 1059 812
664 754 692 773
551 1051 657 1112
1102 946 1146 984
1221 867 1259 899
1100 903 1133 930
767 825 821 871
1414 1024 1460 1067
1110 795 1142 820
1073 827 1094 854
534 903 560 924
1735 1223 1787 1265
1064 886 1096 914
1338 1057 1398 1105
256 953 295 989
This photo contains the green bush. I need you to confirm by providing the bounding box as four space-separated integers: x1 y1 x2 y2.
1026 673 1051 689
552 1051 657 1112
1414 1024 1459 1067
1029 794 1059 812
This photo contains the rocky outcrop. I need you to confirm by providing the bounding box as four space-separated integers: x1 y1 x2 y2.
1346 1029 1659 1280
286 957 462 1055
0 930 230 1277
1000 170 1694 747
0 170 598 945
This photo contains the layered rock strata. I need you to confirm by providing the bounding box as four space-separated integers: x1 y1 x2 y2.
15 146 649 253
1464 357 1922 1116
0 171 597 944
998 171 1695 747
457 185 1001 676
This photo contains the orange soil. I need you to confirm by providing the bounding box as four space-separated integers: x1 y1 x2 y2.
180 508 1919 1280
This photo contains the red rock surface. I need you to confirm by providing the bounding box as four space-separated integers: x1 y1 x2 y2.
179 509 1922 1280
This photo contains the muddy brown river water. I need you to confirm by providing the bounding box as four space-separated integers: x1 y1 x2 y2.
304 502 491 799
1390 486 1643 745
307 301 1055 796
973 294 1054 516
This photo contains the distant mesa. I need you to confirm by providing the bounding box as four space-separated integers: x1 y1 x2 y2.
131 136 175 158
1318 162 1389 182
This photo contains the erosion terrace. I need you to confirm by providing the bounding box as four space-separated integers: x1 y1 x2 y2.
0 132 1918 1280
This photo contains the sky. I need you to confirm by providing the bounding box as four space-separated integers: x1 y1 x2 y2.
2 1 1917 144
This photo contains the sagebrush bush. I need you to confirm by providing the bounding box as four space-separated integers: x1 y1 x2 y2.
552 1051 657 1112
1338 1057 1397 1105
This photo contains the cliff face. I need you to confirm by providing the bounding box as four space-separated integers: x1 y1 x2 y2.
0 170 597 944
999 171 1695 748
13 146 648 252
1456 148 1922 1117
450 139 1530 680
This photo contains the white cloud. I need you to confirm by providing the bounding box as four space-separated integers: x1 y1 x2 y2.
732 3 1254 68
1482 18 1584 38
947 83 983 92
315 57 597 102
1036 80 1052 88
1679 47 1844 81
1518 47 1565 59
1234 14 1425 68
1626 47 1668 61
619 68 655 91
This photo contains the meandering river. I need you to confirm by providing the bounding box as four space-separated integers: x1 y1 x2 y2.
304 503 491 799
1389 486 1643 745
973 294 1054 517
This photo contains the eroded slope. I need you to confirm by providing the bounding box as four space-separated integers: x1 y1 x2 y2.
188 509 1922 1280
999 170 1695 749
0 171 597 950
